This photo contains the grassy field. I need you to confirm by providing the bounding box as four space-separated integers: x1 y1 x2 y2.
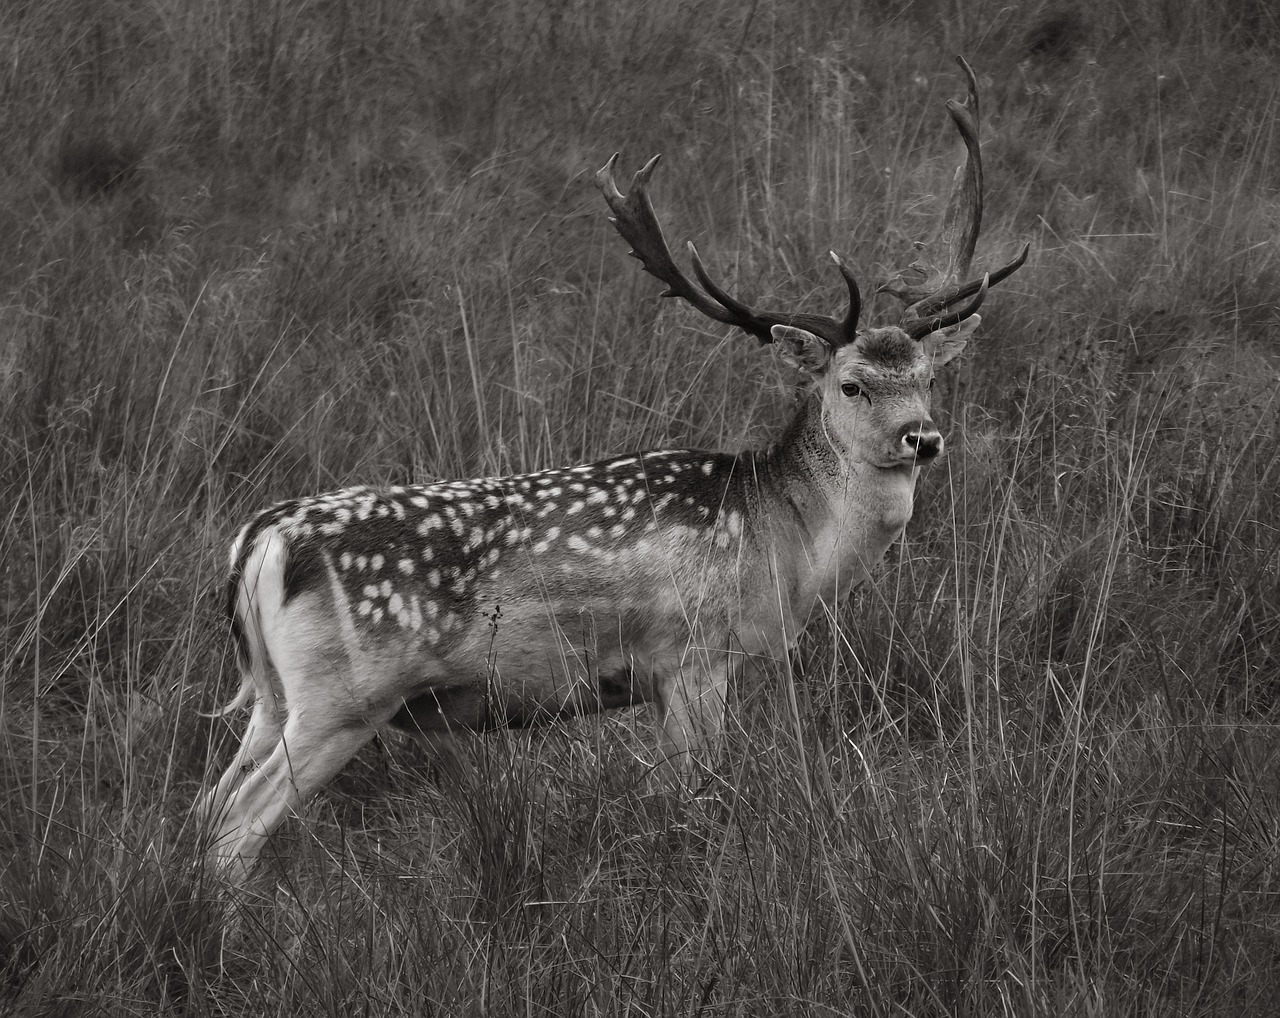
2 0 1279 1014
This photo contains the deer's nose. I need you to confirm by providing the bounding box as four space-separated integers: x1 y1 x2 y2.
901 422 943 461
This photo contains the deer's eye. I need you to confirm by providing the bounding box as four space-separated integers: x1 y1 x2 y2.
841 381 865 400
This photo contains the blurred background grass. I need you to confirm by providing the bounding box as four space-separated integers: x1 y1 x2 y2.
1 0 1277 1014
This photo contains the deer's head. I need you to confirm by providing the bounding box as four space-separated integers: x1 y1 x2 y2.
596 57 1027 474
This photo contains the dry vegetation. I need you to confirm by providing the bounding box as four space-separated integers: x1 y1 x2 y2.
2 0 1279 1014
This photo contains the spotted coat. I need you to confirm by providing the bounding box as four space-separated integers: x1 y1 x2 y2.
226 448 766 730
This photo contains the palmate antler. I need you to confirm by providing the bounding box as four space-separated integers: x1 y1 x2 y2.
595 154 863 349
878 56 1030 339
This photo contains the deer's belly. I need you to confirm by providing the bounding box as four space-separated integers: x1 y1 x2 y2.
388 664 649 733
385 595 724 732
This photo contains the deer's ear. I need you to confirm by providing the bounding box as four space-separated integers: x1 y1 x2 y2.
771 324 831 374
923 314 980 366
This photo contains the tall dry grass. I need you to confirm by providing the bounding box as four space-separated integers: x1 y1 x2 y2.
1 0 1278 1014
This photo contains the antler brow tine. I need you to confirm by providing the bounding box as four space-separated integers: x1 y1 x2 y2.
904 273 988 340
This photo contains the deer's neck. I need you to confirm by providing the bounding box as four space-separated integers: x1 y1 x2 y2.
761 392 919 612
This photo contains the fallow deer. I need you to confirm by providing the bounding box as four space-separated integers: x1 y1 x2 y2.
198 58 1027 871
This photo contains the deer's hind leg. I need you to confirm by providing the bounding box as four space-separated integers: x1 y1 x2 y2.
198 692 285 839
206 605 412 873
208 704 382 873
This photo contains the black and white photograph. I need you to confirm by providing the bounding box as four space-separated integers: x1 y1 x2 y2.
2 1 1277 1013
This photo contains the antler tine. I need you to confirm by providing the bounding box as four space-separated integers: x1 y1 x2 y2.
829 251 862 339
690 243 863 344
913 241 1029 317
905 273 988 341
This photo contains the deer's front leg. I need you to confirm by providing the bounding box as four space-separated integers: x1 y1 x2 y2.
653 655 734 785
